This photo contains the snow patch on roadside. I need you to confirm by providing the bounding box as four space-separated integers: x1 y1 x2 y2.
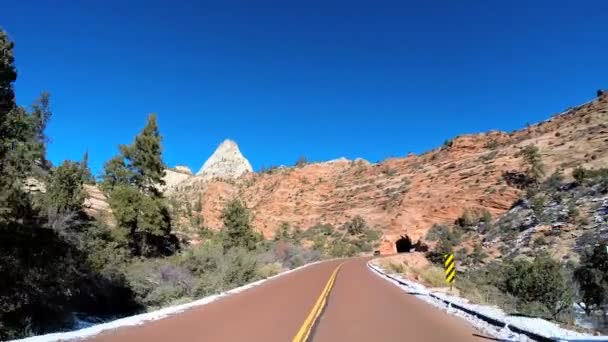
368 262 607 342
12 261 323 342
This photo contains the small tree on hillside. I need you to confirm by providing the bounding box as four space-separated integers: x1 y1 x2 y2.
574 244 608 315
518 144 545 184
295 155 308 168
345 215 366 235
80 150 95 184
572 166 588 185
220 199 259 251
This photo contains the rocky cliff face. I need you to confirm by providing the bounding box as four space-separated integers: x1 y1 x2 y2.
196 139 253 180
168 92 608 253
162 167 194 191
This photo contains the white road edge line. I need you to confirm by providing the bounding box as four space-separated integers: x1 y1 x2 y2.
367 260 608 342
12 260 328 342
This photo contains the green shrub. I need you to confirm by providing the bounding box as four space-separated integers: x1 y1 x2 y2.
498 255 573 320
425 224 450 241
469 243 487 265
533 236 548 247
256 262 283 279
39 160 87 214
344 215 367 235
426 224 463 244
480 210 492 224
484 139 500 150
455 210 476 228
124 258 195 309
531 194 547 222
572 166 588 184
426 238 454 265
574 244 608 315
543 169 564 191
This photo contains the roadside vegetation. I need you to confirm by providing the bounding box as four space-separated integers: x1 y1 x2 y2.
298 216 382 257
0 30 335 339
417 145 608 328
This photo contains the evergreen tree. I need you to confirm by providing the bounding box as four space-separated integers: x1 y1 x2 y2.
80 150 95 184
0 29 49 224
101 114 177 257
0 30 118 339
42 160 86 214
29 92 51 153
101 155 135 191
518 144 545 184
120 113 166 194
220 199 259 251
0 29 17 125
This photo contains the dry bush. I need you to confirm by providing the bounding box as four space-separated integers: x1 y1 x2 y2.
419 266 446 288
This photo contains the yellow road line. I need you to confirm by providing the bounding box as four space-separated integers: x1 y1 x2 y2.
292 263 343 342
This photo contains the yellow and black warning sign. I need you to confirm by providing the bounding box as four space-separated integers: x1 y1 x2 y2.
444 253 456 284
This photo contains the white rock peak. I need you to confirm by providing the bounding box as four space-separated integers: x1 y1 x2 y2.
173 165 193 175
196 139 253 179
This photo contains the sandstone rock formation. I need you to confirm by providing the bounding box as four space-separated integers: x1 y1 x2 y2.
174 166 193 174
162 166 194 190
196 139 253 180
168 92 608 253
83 184 112 221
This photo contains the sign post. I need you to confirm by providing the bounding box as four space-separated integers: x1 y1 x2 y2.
444 253 456 291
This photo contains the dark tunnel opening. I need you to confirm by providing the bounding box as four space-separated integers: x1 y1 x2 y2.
395 235 413 253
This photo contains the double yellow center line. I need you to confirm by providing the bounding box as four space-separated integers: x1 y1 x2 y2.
292 263 344 342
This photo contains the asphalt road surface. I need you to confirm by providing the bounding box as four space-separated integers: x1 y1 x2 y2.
88 258 484 341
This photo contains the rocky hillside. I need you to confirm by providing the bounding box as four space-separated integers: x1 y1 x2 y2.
166 92 608 253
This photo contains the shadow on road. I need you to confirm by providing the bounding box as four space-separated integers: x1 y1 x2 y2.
472 333 503 341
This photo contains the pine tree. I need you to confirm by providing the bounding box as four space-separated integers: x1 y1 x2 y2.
80 150 95 184
30 92 51 151
0 28 17 124
101 113 177 257
0 29 50 223
101 155 135 191
220 199 259 251
120 113 166 194
518 144 545 184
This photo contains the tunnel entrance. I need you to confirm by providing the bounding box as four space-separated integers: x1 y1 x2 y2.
395 235 413 253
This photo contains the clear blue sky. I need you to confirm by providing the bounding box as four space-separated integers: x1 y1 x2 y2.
2 0 607 175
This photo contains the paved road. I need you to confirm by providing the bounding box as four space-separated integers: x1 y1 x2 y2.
89 258 484 342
